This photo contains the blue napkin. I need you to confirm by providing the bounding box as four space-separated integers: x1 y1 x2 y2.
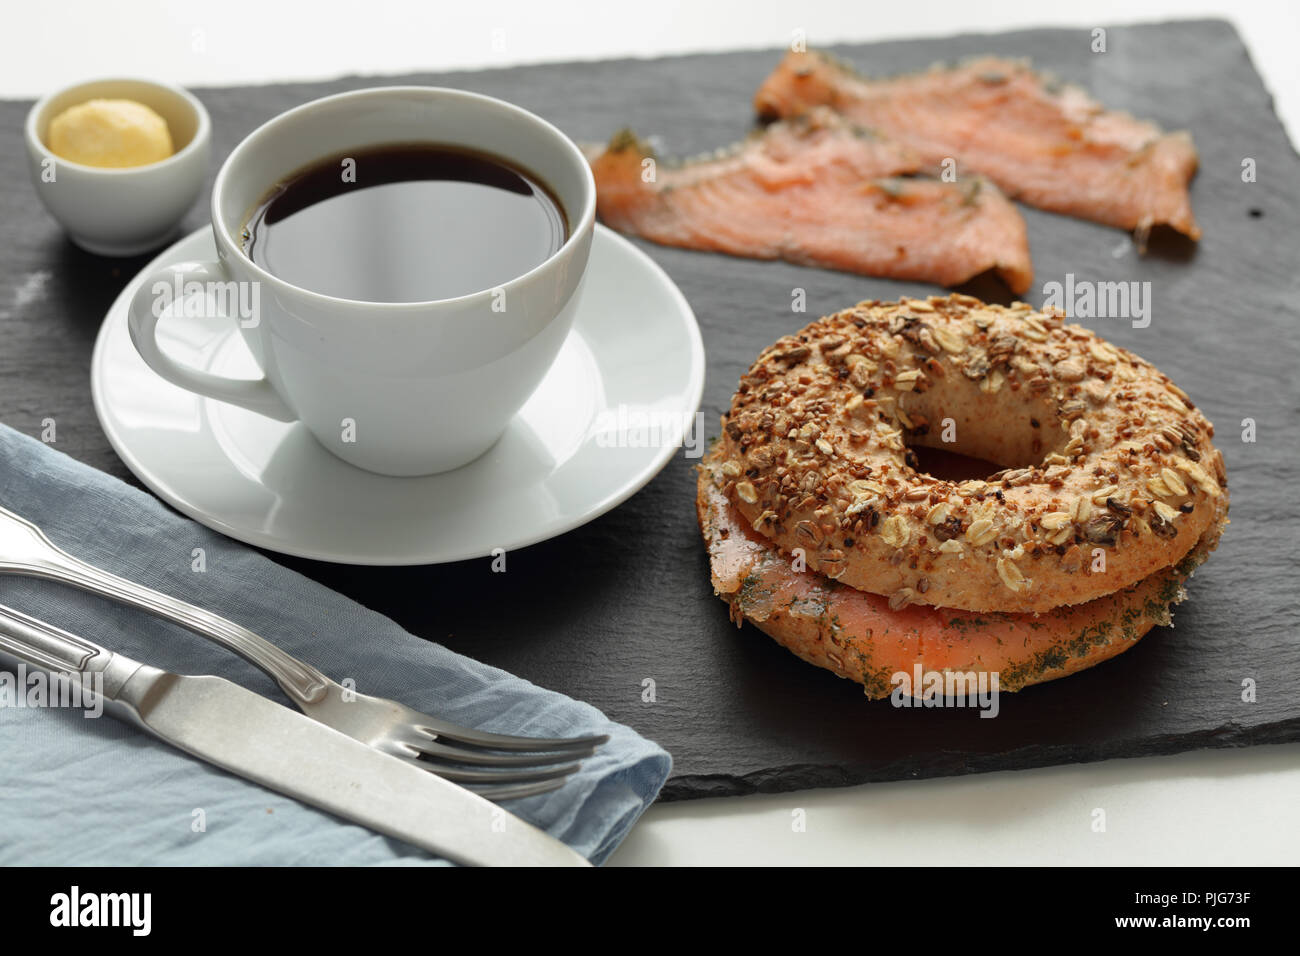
0 424 669 865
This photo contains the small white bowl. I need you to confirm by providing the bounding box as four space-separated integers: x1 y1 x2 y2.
25 78 211 256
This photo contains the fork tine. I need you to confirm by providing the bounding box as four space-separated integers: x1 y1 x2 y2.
409 738 594 767
413 716 610 753
469 778 568 801
392 752 575 802
417 761 582 785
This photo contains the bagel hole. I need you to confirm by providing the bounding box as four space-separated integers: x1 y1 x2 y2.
901 403 1065 476
908 444 1006 483
952 271 1015 307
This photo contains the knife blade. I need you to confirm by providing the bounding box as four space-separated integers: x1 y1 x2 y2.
0 602 589 866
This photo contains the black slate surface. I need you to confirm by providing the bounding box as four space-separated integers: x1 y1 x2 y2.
1 20 1297 800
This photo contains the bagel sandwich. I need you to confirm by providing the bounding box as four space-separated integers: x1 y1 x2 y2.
699 294 1227 695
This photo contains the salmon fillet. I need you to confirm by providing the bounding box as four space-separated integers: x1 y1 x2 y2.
755 52 1201 240
589 108 1034 293
698 448 1221 697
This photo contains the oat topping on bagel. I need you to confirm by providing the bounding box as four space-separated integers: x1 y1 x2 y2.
717 294 1228 614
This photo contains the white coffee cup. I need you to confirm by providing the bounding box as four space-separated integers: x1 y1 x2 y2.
127 87 595 477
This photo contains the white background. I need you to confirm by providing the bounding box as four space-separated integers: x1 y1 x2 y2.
5 1 1297 865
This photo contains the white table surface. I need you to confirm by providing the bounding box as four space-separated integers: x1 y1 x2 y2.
6 0 1297 866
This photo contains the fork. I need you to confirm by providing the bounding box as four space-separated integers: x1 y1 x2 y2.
0 506 607 800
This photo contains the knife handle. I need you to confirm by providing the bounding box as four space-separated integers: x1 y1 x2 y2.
0 603 102 671
0 602 146 702
0 506 330 705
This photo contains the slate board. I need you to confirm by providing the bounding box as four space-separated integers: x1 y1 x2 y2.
1 19 1297 800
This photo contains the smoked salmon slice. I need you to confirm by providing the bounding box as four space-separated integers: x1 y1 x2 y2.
589 108 1034 293
697 449 1220 697
754 51 1201 240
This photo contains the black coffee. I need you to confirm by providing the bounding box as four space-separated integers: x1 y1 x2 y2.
242 143 567 302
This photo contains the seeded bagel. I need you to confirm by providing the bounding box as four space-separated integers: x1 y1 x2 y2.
717 294 1228 613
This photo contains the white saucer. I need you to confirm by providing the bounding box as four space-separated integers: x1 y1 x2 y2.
91 226 705 565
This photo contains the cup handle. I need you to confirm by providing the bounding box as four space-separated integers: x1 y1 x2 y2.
127 261 296 422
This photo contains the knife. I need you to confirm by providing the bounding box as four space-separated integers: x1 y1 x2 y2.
0 602 590 866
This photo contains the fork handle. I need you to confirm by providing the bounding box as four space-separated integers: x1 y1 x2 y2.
6 545 329 706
